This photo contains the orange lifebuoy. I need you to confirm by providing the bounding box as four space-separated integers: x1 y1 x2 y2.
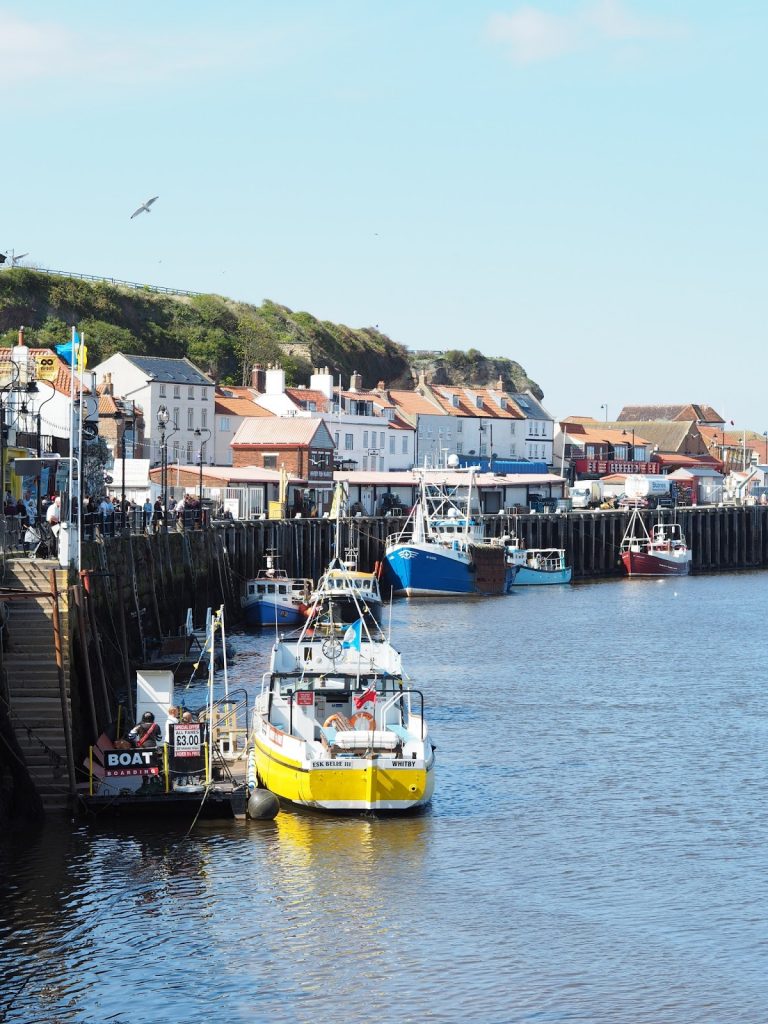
323 713 349 730
350 711 375 730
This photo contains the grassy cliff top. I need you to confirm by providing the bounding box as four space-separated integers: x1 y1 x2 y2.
0 268 541 396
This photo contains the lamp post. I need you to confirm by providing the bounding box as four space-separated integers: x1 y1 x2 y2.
157 405 170 533
621 428 635 464
0 360 22 509
31 378 56 524
194 427 211 515
600 404 608 423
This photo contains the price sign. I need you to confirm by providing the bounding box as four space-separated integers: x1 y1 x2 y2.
173 723 202 758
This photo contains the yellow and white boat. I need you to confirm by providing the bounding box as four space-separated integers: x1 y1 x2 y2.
248 593 435 813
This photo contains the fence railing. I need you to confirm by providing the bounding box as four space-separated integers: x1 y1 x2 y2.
24 266 202 298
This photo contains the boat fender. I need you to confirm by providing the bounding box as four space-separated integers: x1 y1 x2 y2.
350 711 375 731
247 789 280 820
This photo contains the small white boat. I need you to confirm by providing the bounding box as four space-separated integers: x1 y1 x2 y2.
505 542 572 586
308 548 383 624
249 579 435 813
620 509 692 577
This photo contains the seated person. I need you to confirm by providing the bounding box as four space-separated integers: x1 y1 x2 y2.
129 711 162 747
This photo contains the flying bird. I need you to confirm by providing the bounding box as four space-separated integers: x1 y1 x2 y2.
130 196 159 220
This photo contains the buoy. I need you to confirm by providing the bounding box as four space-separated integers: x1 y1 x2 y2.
247 789 280 820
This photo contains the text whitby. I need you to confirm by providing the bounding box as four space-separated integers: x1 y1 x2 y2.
104 750 159 776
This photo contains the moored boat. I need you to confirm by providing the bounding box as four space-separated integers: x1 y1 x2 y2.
249 586 435 813
382 468 507 596
241 554 312 628
505 542 572 585
620 509 692 577
308 550 384 624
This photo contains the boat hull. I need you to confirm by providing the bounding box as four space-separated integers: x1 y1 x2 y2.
621 551 691 576
250 742 434 813
242 598 306 628
383 543 475 596
509 566 573 586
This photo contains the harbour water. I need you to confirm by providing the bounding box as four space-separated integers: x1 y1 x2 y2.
1 572 767 1023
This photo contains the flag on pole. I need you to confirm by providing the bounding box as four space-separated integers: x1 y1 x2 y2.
341 618 362 651
353 686 376 709
55 328 86 369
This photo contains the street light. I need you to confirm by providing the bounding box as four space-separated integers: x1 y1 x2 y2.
600 404 608 422
157 405 170 533
27 378 56 524
621 428 635 463
194 427 211 510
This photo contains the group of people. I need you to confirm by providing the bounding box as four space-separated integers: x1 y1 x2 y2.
127 706 198 747
2 490 61 556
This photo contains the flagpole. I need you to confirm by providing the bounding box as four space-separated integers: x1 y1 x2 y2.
77 333 85 572
67 326 76 567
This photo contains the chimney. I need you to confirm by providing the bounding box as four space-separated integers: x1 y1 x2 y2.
11 325 29 386
496 376 504 391
310 366 334 402
251 363 266 392
349 371 363 392
265 365 286 396
102 372 114 396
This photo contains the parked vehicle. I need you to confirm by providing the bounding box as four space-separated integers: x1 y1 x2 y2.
569 480 603 509
624 475 676 507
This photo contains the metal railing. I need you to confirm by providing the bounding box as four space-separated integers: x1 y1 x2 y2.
26 266 202 298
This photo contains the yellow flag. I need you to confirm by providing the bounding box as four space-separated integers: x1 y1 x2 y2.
78 339 88 371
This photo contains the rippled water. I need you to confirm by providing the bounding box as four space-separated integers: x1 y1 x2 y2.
2 574 768 1023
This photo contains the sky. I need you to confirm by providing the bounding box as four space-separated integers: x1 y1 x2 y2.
1 1 766 427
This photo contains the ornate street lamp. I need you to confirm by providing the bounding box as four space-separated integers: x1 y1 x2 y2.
157 405 170 532
194 427 212 512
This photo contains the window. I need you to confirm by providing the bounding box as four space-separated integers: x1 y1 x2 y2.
186 441 193 463
379 432 385 449
201 410 208 429
363 430 369 448
174 385 181 399
389 435 395 454
187 408 194 429
362 456 368 471
457 420 463 433
173 407 180 429
219 416 230 431
379 457 384 471
201 389 208 401
188 386 194 400
586 445 596 458
334 432 339 449
263 454 278 469
456 442 463 454
402 436 408 454
615 444 628 460
159 385 166 397
345 434 354 450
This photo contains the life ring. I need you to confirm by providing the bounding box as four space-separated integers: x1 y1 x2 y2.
323 713 349 730
350 711 375 730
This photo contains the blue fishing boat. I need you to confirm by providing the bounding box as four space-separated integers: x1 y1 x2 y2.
241 555 312 628
505 542 572 586
382 469 504 596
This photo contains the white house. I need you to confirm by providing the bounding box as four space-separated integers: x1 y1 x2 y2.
89 353 216 466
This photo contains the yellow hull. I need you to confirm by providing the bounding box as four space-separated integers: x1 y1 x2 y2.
251 737 434 812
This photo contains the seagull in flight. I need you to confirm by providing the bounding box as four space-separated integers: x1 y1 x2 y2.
130 196 159 220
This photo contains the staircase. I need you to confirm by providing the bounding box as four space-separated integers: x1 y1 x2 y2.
1 558 72 813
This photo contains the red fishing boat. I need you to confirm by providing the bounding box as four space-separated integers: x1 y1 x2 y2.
620 509 692 576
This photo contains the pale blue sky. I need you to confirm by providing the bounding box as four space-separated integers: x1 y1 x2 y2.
2 2 765 427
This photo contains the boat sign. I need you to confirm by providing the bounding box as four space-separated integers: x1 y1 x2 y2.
173 724 202 758
296 691 314 706
104 750 159 776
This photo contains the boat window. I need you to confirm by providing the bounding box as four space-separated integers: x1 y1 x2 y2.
248 584 255 595
257 584 266 594
279 585 288 595
268 584 276 594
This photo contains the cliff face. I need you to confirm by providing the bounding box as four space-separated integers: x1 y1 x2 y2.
0 269 542 397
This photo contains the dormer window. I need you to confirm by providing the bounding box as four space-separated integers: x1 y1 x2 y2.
452 395 460 408
475 396 483 409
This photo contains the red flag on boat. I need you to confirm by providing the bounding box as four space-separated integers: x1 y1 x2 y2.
353 687 376 709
